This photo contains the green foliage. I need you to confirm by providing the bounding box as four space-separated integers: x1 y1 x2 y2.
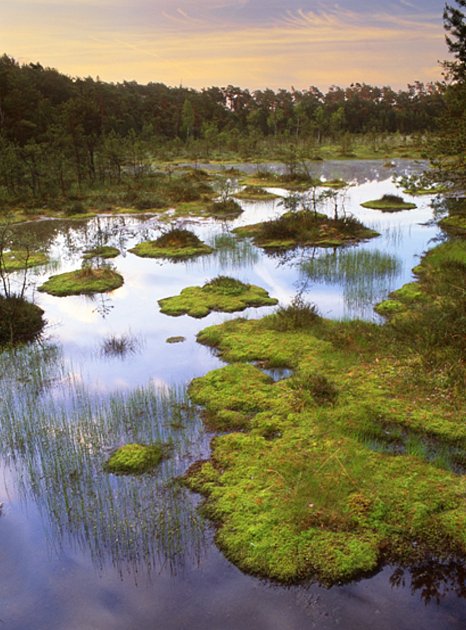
38 267 124 296
269 296 321 331
104 443 166 474
158 276 278 318
0 295 45 345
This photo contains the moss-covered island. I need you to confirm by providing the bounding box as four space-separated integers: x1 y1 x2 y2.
104 442 167 474
38 267 124 296
129 228 213 260
184 239 465 585
208 199 243 218
159 276 278 318
234 186 280 201
233 210 379 249
361 194 417 211
82 246 120 259
2 250 49 271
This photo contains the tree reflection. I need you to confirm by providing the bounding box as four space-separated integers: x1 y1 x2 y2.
390 560 466 604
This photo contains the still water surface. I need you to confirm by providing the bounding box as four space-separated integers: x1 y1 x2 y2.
0 160 464 629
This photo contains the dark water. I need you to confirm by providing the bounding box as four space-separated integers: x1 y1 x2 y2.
0 160 464 629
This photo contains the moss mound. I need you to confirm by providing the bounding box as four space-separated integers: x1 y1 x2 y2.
83 246 120 259
234 186 279 201
129 228 213 259
104 443 166 474
439 214 466 236
158 276 278 318
38 267 124 296
186 314 466 584
2 250 49 271
361 194 417 211
0 295 45 345
234 210 379 249
209 199 243 218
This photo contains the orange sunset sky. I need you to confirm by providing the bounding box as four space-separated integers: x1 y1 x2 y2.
0 1 451 88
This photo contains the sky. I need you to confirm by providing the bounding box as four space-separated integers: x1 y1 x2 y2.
0 0 452 89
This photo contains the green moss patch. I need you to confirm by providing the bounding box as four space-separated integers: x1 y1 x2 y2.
38 267 124 296
83 246 120 259
166 335 186 343
185 279 465 585
233 210 379 250
439 214 466 236
129 228 213 260
2 250 49 271
234 186 279 201
361 194 417 211
158 276 278 318
104 442 167 474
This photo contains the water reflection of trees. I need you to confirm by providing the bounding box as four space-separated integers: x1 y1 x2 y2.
390 560 466 604
0 342 208 579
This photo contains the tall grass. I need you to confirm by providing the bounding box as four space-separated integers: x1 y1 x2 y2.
0 342 208 576
301 248 401 315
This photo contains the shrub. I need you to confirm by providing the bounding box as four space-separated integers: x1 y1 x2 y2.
204 276 249 296
155 228 204 248
0 295 45 345
270 296 320 331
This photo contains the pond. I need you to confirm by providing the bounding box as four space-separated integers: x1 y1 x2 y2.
0 160 464 629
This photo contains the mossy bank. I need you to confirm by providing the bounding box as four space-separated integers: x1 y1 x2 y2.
184 240 466 585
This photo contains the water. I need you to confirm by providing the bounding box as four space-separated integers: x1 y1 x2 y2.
0 160 463 629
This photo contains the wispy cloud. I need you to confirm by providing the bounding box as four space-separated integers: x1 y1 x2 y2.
0 1 447 88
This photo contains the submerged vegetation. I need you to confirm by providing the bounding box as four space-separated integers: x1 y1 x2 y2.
0 343 207 574
130 228 213 260
158 275 278 318
39 266 124 296
301 249 402 315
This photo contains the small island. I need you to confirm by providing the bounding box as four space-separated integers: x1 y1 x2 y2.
83 246 120 259
38 267 124 296
361 194 417 211
158 275 278 318
2 250 49 271
233 210 379 249
129 228 213 260
104 443 167 474
208 199 243 218
234 186 279 201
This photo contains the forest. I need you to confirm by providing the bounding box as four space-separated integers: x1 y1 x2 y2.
0 52 448 209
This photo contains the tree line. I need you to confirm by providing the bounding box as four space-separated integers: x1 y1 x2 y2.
0 52 449 206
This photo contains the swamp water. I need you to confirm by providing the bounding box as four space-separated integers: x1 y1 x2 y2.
0 160 464 629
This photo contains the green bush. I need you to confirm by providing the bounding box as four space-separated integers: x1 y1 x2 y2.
0 295 45 345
